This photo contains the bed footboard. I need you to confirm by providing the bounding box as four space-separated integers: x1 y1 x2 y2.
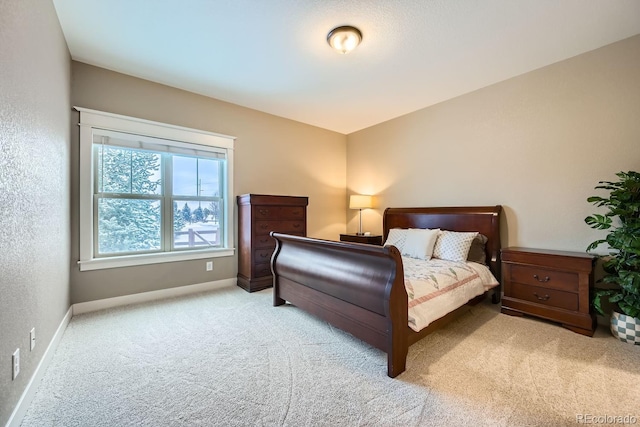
270 233 408 377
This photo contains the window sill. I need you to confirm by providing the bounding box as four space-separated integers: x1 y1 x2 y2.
78 248 235 271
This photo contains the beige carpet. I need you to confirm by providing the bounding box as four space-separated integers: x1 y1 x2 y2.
21 286 640 426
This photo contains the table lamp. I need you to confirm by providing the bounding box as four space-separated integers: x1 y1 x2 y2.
349 195 373 235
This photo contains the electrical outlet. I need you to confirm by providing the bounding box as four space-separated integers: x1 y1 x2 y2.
206 261 213 271
12 348 20 380
30 327 35 351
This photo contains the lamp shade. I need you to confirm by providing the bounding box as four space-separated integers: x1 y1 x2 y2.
349 195 372 210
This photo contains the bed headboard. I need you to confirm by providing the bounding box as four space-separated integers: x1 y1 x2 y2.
383 206 503 281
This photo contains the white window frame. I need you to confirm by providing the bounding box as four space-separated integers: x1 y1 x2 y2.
76 107 235 271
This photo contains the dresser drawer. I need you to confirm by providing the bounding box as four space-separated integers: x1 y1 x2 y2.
510 283 578 311
254 207 278 219
253 262 272 278
254 234 276 249
280 221 305 233
253 248 274 264
253 206 306 220
279 206 305 220
509 264 578 292
254 220 305 235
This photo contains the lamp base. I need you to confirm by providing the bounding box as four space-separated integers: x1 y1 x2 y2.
355 232 366 236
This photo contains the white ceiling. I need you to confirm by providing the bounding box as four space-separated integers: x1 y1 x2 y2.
53 0 640 134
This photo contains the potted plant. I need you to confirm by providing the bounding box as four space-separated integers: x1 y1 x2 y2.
585 171 640 345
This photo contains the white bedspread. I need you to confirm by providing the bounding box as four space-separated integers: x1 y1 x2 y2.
402 257 499 332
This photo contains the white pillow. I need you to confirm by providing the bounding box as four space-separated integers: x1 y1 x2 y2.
433 230 478 262
384 228 408 252
402 228 440 260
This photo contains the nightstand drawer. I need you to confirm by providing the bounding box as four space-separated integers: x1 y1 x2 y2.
509 264 578 292
510 283 578 311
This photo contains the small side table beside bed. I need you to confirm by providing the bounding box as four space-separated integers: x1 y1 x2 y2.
501 247 596 336
339 233 383 245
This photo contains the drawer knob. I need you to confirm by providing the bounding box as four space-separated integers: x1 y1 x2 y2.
533 292 550 301
259 209 270 216
533 274 550 283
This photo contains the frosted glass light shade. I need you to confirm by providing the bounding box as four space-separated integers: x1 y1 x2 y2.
327 26 362 54
349 195 372 209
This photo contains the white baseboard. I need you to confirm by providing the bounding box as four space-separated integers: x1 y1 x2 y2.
6 306 73 427
72 278 237 315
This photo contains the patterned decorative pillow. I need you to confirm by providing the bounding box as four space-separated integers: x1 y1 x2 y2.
383 228 408 252
433 230 479 262
402 228 441 260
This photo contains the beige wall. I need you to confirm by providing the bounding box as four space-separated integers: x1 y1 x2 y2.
347 35 640 253
0 0 71 424
70 62 347 304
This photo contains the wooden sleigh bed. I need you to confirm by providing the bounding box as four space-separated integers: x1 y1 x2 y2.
270 206 502 377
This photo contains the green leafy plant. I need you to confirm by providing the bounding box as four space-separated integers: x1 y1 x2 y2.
585 171 640 318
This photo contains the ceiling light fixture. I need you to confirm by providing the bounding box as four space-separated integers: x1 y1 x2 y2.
327 26 362 54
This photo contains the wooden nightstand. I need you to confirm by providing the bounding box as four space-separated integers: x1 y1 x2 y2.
501 247 596 336
339 233 383 245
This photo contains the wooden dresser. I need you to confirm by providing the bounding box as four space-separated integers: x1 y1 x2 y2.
237 194 308 292
501 247 596 336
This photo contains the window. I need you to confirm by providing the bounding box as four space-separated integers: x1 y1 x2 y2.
77 108 235 271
